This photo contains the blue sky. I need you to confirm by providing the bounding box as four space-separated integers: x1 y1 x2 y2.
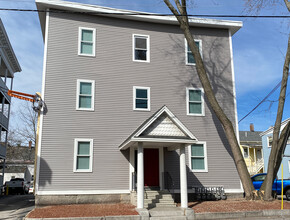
0 0 289 134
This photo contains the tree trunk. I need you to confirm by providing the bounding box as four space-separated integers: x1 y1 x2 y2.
260 35 290 200
164 0 256 199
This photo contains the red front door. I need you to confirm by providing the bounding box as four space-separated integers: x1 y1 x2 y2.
144 149 159 186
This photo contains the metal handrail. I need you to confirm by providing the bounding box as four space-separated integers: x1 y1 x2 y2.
163 171 174 192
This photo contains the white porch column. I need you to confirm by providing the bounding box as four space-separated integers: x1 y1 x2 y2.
137 142 144 209
180 144 188 208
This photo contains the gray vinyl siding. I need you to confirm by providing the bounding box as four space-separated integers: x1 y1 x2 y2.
38 12 240 192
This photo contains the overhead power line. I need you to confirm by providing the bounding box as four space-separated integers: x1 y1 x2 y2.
0 8 289 18
238 73 290 124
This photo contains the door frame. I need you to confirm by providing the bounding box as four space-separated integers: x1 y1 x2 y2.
129 146 164 191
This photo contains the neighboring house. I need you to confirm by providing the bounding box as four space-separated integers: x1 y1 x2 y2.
35 0 243 209
0 19 21 188
239 124 263 176
261 118 290 179
3 144 35 183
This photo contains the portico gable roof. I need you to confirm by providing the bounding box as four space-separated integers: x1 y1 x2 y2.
119 106 198 150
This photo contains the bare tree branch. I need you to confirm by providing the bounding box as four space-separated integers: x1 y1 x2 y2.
284 0 290 11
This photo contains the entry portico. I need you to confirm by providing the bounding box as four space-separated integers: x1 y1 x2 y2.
119 106 198 209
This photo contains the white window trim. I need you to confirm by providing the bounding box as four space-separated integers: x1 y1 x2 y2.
132 34 150 63
185 39 202 65
133 86 151 111
186 87 205 116
73 138 93 173
267 135 273 148
76 79 95 111
188 142 208 173
243 147 249 158
78 27 96 57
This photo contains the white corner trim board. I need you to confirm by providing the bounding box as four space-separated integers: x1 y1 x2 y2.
37 190 131 196
35 11 50 195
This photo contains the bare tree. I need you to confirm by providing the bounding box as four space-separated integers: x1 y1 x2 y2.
163 0 290 200
243 0 290 201
163 0 255 199
14 102 38 147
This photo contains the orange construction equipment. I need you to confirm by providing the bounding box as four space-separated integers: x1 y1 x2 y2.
7 90 44 112
7 90 35 102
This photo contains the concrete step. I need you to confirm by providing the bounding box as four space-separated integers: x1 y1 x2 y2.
155 203 177 207
158 199 175 203
150 217 187 220
149 207 185 217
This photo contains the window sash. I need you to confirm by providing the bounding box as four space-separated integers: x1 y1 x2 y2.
133 35 149 62
79 28 95 56
186 40 201 65
78 82 92 109
133 86 150 111
187 88 203 115
74 139 93 172
190 143 207 171
77 80 94 111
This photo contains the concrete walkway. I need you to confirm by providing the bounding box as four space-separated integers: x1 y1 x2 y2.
0 194 35 220
24 208 290 220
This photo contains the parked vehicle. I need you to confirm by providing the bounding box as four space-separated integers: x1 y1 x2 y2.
5 178 25 194
28 182 34 194
251 173 290 200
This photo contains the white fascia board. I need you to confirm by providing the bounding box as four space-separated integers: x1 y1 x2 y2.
35 0 242 36
260 118 290 136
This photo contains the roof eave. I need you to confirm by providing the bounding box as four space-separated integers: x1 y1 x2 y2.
260 118 290 136
35 0 242 38
0 19 21 74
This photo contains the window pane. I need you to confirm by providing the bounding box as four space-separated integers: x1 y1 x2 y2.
80 82 92 95
135 50 147 61
191 158 205 170
191 144 204 156
78 142 90 155
187 52 195 64
136 89 147 98
79 96 92 108
77 156 90 169
82 30 93 42
189 103 201 114
135 38 147 49
189 90 201 101
136 99 148 109
187 41 200 52
81 42 93 55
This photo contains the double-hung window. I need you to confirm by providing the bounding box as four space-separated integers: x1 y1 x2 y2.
74 139 93 172
189 142 208 172
185 39 202 65
133 86 150 111
186 88 204 116
78 27 96 56
76 79 95 111
133 34 150 62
